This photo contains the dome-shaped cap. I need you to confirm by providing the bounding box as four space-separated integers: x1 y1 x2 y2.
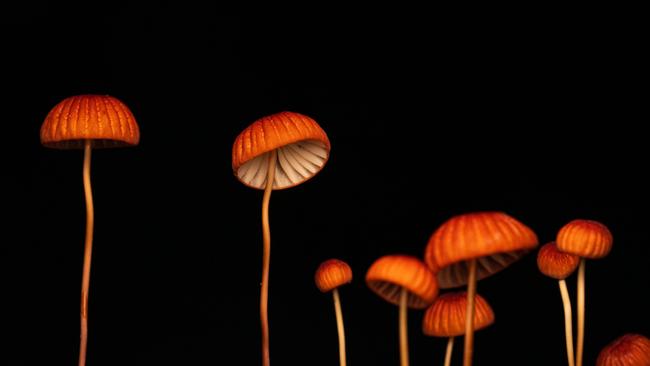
425 212 538 289
557 219 613 259
232 111 330 190
315 259 352 293
40 95 140 149
366 255 438 309
596 333 650 366
537 242 580 280
422 291 495 337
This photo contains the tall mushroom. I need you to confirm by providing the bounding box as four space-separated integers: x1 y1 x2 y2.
596 334 650 366
557 219 613 366
315 259 353 366
366 255 438 366
232 111 330 366
422 291 495 366
537 241 580 366
40 94 140 366
424 212 538 366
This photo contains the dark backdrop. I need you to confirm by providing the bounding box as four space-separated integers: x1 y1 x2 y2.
2 4 648 366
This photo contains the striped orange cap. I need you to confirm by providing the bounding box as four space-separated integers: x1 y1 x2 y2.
41 95 140 149
422 291 495 337
366 255 438 309
315 259 352 293
557 219 613 259
232 111 330 190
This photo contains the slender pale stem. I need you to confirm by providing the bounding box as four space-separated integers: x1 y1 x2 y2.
399 287 409 366
559 280 575 366
79 140 94 366
576 259 586 366
332 289 347 366
463 259 477 366
260 150 277 366
444 337 455 366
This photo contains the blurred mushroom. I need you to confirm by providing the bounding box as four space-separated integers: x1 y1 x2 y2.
40 94 140 366
424 212 538 366
315 259 353 366
557 219 613 366
232 111 330 366
366 255 438 366
423 291 495 366
596 334 650 366
537 241 580 366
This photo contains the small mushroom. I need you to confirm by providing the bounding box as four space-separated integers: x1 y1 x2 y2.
232 111 330 366
315 259 353 366
422 291 495 366
424 212 538 366
537 241 580 366
557 219 613 366
596 334 650 366
40 94 140 366
366 255 438 366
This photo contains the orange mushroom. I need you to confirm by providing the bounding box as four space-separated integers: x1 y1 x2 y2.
315 259 353 366
423 291 494 366
40 94 140 366
424 212 538 366
232 111 330 366
596 334 650 366
537 241 580 366
366 255 438 366
557 219 613 366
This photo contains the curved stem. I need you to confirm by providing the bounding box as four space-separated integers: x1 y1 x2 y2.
576 259 586 366
79 140 94 366
260 150 277 366
332 289 347 366
444 337 455 366
399 287 409 366
463 259 477 366
559 280 575 366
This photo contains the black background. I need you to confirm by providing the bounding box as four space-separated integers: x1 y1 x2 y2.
2 3 648 365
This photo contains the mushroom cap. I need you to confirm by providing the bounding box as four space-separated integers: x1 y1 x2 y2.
315 259 353 293
596 333 650 366
232 111 330 190
556 219 613 259
425 212 539 289
422 291 495 337
40 95 140 149
366 255 438 309
537 242 580 280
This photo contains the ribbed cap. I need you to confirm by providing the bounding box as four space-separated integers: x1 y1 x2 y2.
537 242 580 280
41 95 140 149
232 111 330 190
422 291 495 337
557 219 613 259
366 255 438 309
315 259 352 293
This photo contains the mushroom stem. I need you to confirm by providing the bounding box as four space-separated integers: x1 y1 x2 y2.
559 280 575 366
332 288 347 366
260 150 277 366
576 259 586 366
444 337 455 366
399 287 409 366
463 259 477 366
79 140 94 366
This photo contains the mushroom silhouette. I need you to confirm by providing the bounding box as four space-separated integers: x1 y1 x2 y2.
596 334 650 366
366 255 438 366
40 94 140 366
315 259 353 366
537 241 580 366
422 291 495 366
232 111 330 366
557 219 613 366
424 212 538 366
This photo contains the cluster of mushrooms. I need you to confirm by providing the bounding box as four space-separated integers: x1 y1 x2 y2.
39 95 648 366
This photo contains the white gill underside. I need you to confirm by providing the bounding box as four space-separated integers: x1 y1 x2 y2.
237 140 329 189
437 250 529 289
